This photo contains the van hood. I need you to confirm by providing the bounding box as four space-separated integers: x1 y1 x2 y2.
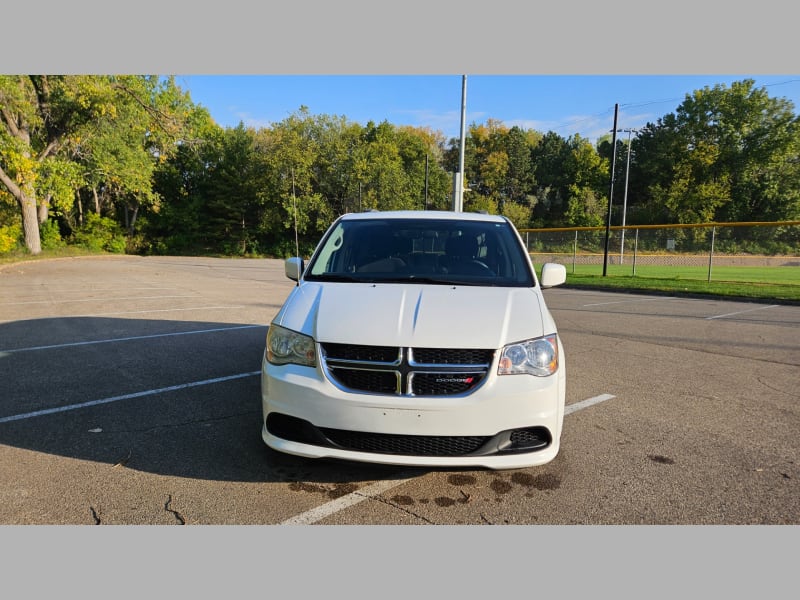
273 282 550 349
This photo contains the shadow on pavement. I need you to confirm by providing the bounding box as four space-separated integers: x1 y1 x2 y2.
0 316 418 485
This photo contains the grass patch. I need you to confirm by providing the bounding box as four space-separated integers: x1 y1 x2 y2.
0 246 113 267
564 274 800 303
566 263 800 285
541 263 799 303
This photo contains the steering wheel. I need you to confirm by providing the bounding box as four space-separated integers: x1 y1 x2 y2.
468 260 495 275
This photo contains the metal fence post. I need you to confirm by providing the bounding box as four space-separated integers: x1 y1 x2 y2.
572 230 578 274
707 226 716 283
632 228 638 276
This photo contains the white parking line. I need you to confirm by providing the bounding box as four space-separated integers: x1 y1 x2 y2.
1 285 174 292
564 393 616 415
0 295 197 306
583 297 676 307
705 305 780 320
280 479 416 525
280 393 617 525
1 325 266 353
85 305 245 317
0 371 260 424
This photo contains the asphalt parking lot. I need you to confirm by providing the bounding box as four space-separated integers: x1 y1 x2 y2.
1 255 798 525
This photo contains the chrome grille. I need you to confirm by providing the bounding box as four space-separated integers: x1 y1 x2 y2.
320 343 494 396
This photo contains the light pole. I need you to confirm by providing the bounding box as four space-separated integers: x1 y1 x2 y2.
455 74 468 212
602 104 619 277
616 127 639 264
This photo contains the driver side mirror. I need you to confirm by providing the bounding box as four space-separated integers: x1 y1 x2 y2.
285 257 304 281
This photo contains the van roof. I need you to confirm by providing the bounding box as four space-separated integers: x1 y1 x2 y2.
340 210 507 223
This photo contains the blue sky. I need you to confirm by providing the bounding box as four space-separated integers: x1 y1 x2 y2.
6 4 798 146
177 75 800 145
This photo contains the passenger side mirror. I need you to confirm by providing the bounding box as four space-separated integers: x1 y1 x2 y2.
540 263 566 288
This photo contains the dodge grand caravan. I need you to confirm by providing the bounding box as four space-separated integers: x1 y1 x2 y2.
261 210 567 469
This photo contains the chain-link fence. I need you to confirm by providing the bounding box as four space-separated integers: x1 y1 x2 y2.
520 221 800 284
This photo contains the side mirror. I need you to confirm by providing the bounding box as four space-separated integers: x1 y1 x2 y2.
285 257 304 281
540 263 566 288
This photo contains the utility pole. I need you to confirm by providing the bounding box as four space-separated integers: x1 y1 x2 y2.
602 104 619 277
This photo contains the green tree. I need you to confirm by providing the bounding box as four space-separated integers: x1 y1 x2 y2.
149 106 223 253
530 131 572 224
255 107 333 255
0 75 193 254
563 135 608 227
630 79 800 225
531 132 608 226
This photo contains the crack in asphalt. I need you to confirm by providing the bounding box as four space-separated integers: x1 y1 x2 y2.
165 494 186 525
756 376 800 398
90 506 101 525
100 410 261 435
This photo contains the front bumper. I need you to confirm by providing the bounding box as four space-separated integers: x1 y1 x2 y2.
260 342 566 470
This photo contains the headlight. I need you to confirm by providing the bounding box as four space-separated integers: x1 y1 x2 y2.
498 334 558 377
266 324 316 367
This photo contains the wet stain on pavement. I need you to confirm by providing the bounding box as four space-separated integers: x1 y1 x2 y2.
288 481 358 499
447 474 477 486
648 455 675 465
490 478 513 494
434 496 456 507
391 495 415 506
511 472 536 487
512 472 562 490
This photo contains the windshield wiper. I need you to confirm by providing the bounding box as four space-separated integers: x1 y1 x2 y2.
373 275 486 286
305 273 363 282
306 273 496 286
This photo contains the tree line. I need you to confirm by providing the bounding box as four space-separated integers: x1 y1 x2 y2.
1 76 798 258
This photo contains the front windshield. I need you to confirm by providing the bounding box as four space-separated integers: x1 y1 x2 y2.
304 217 534 287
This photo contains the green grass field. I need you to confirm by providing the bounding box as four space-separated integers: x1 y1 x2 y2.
542 263 800 303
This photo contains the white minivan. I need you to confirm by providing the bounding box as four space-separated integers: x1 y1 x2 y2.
261 210 567 469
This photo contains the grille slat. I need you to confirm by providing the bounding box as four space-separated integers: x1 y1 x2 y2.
323 343 399 363
330 367 399 395
320 343 493 396
411 347 493 366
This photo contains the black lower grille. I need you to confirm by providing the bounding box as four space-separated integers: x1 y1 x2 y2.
266 413 551 458
509 428 550 450
320 428 489 456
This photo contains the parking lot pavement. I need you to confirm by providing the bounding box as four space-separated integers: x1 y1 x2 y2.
0 257 798 526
